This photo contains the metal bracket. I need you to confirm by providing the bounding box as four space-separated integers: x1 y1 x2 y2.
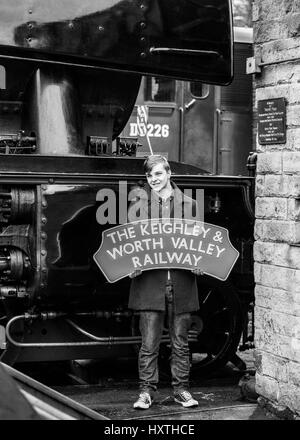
246 56 262 75
247 54 300 74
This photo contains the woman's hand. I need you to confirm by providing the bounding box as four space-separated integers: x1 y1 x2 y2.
129 269 143 279
192 268 204 276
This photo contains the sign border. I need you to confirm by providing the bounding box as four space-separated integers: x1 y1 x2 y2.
93 218 240 283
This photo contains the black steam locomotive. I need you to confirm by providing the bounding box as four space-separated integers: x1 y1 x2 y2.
0 0 254 377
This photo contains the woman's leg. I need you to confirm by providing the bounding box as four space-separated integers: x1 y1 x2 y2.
138 311 165 396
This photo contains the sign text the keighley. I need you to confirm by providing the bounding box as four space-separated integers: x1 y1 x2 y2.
93 218 239 283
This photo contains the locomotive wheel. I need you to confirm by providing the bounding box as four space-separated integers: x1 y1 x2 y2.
187 277 244 378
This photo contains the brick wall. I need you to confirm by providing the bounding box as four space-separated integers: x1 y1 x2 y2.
253 0 300 417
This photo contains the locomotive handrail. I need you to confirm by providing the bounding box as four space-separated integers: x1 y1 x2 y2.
149 47 221 58
185 99 196 111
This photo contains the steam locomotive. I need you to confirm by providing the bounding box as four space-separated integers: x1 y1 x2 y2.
0 0 255 377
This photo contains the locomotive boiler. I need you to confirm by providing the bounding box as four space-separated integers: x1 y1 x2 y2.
0 0 255 377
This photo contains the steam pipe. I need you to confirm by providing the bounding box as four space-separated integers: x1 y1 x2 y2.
5 315 145 347
66 318 190 344
5 314 198 348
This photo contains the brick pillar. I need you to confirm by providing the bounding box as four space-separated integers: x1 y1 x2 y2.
253 0 300 418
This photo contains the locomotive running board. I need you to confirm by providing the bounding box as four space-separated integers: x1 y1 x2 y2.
1 361 108 420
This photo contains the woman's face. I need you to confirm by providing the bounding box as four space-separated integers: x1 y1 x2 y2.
146 162 171 194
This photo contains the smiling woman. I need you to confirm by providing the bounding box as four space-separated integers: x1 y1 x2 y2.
146 162 171 196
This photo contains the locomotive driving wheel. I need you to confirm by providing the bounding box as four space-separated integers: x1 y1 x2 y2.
188 277 244 377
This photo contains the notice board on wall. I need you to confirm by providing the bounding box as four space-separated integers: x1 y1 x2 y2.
257 98 286 145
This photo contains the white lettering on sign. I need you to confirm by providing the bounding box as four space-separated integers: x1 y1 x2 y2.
93 219 240 283
130 123 169 138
